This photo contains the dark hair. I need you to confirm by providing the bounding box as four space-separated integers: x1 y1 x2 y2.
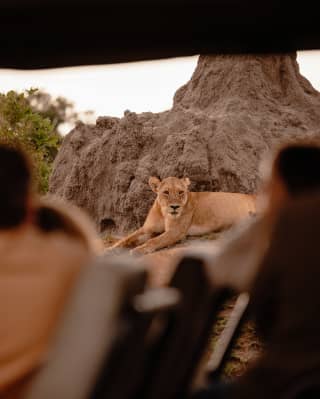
35 205 85 236
275 144 320 196
0 145 32 228
33 203 94 251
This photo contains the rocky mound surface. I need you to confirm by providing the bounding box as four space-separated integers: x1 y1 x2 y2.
49 53 320 233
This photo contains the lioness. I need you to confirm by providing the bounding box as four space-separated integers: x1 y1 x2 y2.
109 176 256 255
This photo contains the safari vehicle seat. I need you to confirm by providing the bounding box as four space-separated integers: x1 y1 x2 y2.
25 254 180 399
25 253 229 399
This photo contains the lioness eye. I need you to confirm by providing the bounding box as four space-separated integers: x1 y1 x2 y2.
164 190 169 195
179 191 184 195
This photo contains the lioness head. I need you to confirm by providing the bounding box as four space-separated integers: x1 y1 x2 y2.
149 176 191 217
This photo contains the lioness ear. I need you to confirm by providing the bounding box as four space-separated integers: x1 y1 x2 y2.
182 177 191 187
149 176 161 193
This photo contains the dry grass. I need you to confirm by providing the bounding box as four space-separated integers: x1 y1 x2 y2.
209 298 262 378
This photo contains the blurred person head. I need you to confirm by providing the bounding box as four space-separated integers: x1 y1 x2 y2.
260 140 320 214
0 143 101 252
0 144 33 229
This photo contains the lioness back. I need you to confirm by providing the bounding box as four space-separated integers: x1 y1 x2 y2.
188 191 256 235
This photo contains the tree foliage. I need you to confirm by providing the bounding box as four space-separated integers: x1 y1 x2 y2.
0 88 91 193
0 89 62 193
26 89 81 136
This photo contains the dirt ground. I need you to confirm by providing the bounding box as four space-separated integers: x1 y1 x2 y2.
103 233 262 379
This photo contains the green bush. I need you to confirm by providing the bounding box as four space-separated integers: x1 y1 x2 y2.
0 90 61 193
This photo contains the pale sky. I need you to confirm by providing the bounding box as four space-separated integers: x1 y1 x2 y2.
0 51 319 130
0 56 198 122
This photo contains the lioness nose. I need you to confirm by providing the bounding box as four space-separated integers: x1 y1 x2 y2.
170 205 180 210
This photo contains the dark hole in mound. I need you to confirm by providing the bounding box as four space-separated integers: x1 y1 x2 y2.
100 218 116 233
